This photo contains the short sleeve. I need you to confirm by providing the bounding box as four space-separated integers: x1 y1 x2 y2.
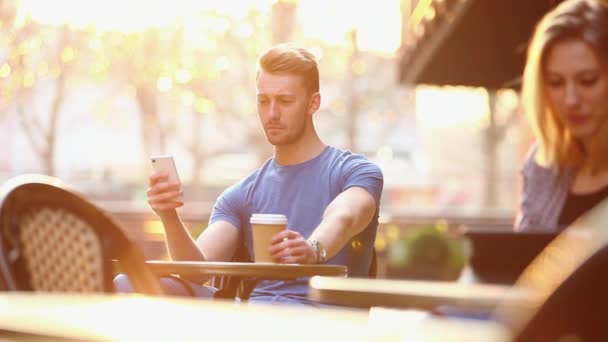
209 183 246 229
516 144 540 231
340 154 384 205
515 143 570 232
520 144 539 179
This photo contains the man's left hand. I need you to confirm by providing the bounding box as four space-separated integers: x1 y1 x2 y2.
269 230 316 264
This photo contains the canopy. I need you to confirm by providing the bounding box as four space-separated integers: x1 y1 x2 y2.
399 0 562 89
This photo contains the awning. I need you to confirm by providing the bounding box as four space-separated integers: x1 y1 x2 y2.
399 0 562 89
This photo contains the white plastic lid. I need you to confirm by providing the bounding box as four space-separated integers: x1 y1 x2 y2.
250 214 288 225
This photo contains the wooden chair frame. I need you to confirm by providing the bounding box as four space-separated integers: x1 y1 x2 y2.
0 174 162 295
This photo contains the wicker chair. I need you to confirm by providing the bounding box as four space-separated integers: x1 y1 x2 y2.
0 174 163 295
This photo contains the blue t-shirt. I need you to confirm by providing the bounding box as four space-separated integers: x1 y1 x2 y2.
209 145 383 301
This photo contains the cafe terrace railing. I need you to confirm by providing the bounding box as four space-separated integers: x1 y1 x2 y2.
95 200 514 278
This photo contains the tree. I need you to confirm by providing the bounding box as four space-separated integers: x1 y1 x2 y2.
0 7 87 175
100 8 273 192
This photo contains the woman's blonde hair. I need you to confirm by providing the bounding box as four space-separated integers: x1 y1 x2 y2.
522 0 608 172
257 44 320 95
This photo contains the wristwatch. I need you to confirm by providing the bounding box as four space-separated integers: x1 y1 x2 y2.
307 239 327 263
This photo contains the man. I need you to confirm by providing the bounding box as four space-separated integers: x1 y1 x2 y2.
116 45 383 305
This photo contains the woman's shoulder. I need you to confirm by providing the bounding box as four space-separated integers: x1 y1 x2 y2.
521 143 574 182
517 144 567 232
521 144 545 176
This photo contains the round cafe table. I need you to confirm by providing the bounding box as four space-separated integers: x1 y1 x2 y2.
139 261 347 280
113 260 348 299
114 260 347 281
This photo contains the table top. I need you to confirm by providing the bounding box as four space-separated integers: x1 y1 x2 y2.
0 292 366 341
0 292 510 341
309 275 534 312
120 260 348 280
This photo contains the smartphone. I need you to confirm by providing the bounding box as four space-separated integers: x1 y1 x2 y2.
150 155 181 184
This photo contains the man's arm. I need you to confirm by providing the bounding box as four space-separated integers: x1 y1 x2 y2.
309 186 377 260
195 220 240 261
269 186 377 264
159 211 239 284
160 211 239 262
147 171 240 262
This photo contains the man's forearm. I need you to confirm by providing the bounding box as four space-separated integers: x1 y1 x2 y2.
309 209 360 261
308 187 377 261
160 210 206 261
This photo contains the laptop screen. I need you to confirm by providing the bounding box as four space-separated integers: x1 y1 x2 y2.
464 228 558 284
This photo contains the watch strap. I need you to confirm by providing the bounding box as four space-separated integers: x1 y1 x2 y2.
308 239 327 263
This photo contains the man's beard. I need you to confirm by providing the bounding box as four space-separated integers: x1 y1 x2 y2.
265 125 306 146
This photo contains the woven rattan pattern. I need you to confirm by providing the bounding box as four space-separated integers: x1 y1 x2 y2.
19 207 105 292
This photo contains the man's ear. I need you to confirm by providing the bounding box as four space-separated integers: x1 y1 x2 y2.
308 92 321 115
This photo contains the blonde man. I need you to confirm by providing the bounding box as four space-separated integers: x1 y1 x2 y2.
117 45 383 306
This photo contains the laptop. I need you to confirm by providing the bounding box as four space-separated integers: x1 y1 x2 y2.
464 228 558 285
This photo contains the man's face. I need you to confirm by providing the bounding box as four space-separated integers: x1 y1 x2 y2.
256 70 318 146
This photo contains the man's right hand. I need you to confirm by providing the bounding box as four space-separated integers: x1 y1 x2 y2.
147 171 184 217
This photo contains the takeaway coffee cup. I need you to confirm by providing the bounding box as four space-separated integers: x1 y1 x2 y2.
250 214 288 263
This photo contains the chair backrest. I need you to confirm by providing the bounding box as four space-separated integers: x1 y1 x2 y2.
0 174 163 295
514 245 608 342
368 248 377 278
494 196 608 339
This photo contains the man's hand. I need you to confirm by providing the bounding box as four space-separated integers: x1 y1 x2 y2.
147 171 184 217
269 230 317 264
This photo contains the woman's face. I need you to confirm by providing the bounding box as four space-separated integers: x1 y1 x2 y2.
544 39 608 141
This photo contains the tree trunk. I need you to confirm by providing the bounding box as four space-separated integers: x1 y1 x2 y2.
17 26 70 176
190 111 203 189
271 1 297 44
483 90 498 208
346 29 359 152
136 85 166 159
42 69 66 176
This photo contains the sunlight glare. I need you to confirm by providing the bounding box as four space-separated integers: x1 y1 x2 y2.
298 0 402 54
175 69 192 84
0 64 11 78
18 0 276 33
19 0 401 53
416 87 489 129
156 77 172 93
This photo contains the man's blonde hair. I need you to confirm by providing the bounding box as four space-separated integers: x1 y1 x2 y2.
257 44 320 94
522 0 608 172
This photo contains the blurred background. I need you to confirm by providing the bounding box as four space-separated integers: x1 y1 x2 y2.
0 0 551 277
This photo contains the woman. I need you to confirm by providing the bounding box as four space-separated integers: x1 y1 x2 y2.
516 0 608 232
